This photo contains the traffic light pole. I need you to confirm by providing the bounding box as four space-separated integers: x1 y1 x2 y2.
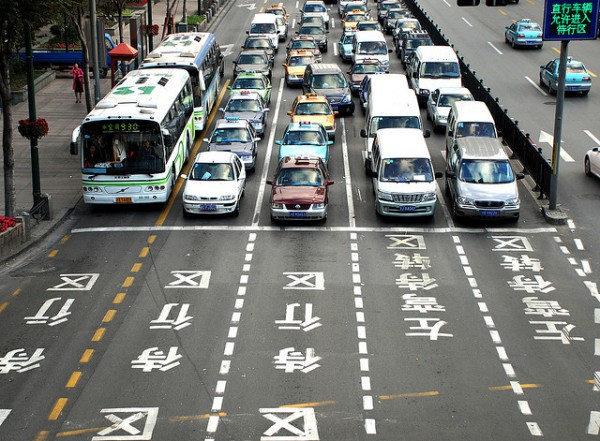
549 40 568 210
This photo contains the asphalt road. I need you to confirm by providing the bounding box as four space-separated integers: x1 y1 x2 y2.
1 0 599 439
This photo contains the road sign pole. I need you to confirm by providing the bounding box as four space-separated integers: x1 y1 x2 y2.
549 40 568 210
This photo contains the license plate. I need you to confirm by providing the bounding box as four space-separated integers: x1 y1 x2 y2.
399 206 416 212
116 197 132 203
481 210 499 217
201 205 216 211
289 211 307 217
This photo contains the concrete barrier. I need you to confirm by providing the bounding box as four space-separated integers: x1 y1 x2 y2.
11 70 56 105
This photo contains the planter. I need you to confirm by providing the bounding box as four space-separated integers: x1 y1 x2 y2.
0 217 25 259
11 70 56 105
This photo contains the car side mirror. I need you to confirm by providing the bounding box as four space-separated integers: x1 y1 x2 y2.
181 174 188 180
333 110 339 116
327 141 334 145
282 63 287 67
287 111 293 116
497 130 503 137
448 130 454 137
264 108 270 112
266 179 274 185
203 138 210 143
218 107 224 112
446 170 456 178
275 140 282 145
326 180 334 185
246 30 249 34
388 49 393 53
434 171 443 179
515 172 525 180
360 128 367 138
412 71 418 78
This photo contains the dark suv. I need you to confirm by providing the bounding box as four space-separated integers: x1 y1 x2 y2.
397 30 433 68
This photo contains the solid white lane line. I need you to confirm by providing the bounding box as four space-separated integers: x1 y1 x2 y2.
488 41 503 55
462 17 473 27
584 129 600 145
341 118 356 228
525 76 547 95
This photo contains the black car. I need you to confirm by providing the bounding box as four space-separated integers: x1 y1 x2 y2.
296 24 329 52
241 35 277 58
233 49 273 80
397 30 432 68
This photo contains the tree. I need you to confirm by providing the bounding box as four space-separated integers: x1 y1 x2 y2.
66 2 93 112
0 0 68 217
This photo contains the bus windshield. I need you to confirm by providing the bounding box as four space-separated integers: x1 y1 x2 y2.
80 120 166 175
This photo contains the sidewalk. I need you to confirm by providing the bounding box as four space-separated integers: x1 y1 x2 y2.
0 0 229 261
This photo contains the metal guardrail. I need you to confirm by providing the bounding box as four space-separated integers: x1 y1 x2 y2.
404 0 553 199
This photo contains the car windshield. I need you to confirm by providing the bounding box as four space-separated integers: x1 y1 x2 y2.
211 128 252 143
341 34 354 44
238 53 266 64
191 162 234 181
421 61 460 78
456 122 496 138
437 93 473 107
289 56 314 66
387 10 405 18
347 13 368 22
399 21 420 31
381 158 434 182
566 61 587 74
227 99 261 112
357 41 387 55
295 102 330 115
246 39 270 49
300 26 325 36
311 73 347 88
358 23 379 31
406 38 430 49
304 4 326 12
277 167 323 186
250 23 276 33
232 78 264 89
352 63 382 74
282 129 326 145
459 160 514 184
518 23 541 31
369 116 420 135
292 40 317 49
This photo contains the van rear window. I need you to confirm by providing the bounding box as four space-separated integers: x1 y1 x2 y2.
369 116 420 135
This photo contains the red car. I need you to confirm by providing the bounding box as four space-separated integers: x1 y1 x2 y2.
267 156 333 221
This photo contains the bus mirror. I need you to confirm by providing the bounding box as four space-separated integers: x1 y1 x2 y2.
70 141 78 155
70 126 80 155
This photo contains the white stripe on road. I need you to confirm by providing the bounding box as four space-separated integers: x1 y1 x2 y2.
462 17 473 27
488 41 503 55
341 118 356 228
584 129 600 145
525 76 548 96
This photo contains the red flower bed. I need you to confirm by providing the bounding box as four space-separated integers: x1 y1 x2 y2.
0 216 17 233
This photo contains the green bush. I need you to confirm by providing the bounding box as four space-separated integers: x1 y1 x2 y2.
187 15 205 25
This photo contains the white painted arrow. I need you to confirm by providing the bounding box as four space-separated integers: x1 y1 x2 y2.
538 130 575 162
236 3 256 9
219 44 235 58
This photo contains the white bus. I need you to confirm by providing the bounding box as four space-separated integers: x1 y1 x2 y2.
72 68 195 204
140 32 224 132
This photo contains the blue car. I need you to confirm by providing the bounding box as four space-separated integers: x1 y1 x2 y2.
337 32 355 62
505 19 543 49
276 122 333 164
539 57 592 96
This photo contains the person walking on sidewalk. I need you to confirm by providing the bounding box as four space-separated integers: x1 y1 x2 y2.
71 63 84 103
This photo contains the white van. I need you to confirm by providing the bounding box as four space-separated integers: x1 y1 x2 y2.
247 14 280 47
370 128 442 217
406 45 461 105
359 73 408 112
445 100 498 155
361 89 428 171
352 30 391 72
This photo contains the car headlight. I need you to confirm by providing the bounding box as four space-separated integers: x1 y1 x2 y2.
219 195 236 201
184 194 199 201
457 196 475 206
342 94 352 103
422 192 437 202
271 203 283 209
313 203 325 209
377 190 393 201
505 198 520 206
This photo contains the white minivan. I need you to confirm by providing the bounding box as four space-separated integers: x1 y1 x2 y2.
369 128 442 217
406 45 461 105
445 100 498 155
247 14 280 47
361 88 428 171
352 30 392 72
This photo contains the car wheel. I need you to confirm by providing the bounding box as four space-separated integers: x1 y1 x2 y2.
549 83 557 95
433 123 441 134
537 44 543 49
582 90 589 96
451 198 460 220
182 207 191 218
511 40 516 48
444 180 451 197
539 74 545 89
232 201 240 217
505 35 509 44
585 156 592 176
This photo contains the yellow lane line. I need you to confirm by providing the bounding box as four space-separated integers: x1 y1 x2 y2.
489 383 541 391
80 349 94 363
48 398 68 420
0 302 8 314
59 235 70 244
170 412 227 422
122 276 135 288
380 391 440 400
131 263 142 273
91 328 105 342
155 79 231 227
102 310 117 323
113 293 126 304
280 400 336 408
66 371 82 388
552 46 560 54
12 288 21 297
139 247 150 257
48 249 59 257
148 235 157 244
34 431 50 441
56 427 107 437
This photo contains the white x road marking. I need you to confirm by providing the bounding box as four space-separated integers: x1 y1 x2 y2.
491 236 533 252
93 407 159 440
283 272 325 290
260 407 319 440
47 274 99 291
166 271 211 289
386 235 426 250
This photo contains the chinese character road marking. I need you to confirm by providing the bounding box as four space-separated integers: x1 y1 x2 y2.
401 293 446 313
131 347 182 372
0 409 11 427
276 303 322 332
530 321 584 343
283 273 324 290
0 348 45 373
491 236 533 252
393 253 431 269
508 275 555 293
523 297 569 318
404 318 453 339
165 271 211 289
149 304 192 330
47 273 99 291
260 407 319 440
500 255 543 272
395 273 438 291
274 347 321 373
386 235 426 250
92 407 158 440
25 298 74 326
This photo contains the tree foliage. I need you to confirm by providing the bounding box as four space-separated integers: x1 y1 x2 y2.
0 0 74 216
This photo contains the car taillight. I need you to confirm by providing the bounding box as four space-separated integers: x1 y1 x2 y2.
582 77 591 82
